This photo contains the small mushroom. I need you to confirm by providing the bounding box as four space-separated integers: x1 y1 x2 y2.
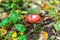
26 14 41 29
26 14 41 23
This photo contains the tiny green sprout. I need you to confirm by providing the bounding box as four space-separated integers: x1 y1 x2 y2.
9 10 19 23
15 24 26 32
18 35 27 40
0 18 10 27
55 21 60 31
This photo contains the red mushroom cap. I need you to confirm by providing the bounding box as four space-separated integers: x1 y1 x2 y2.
26 14 41 23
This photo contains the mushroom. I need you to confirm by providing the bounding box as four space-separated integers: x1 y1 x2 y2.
26 14 41 23
26 14 41 29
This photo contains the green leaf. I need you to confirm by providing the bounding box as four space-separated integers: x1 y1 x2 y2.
28 8 38 13
58 8 60 13
15 24 26 32
1 3 11 11
47 8 56 17
49 8 54 15
0 8 4 12
0 18 10 26
9 10 19 23
49 0 53 4
10 0 21 2
55 21 60 31
18 35 27 40
5 31 13 38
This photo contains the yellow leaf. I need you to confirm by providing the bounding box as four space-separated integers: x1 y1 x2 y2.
43 5 50 10
41 31 48 39
12 32 17 37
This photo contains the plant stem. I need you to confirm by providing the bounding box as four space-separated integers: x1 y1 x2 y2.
33 23 36 29
12 0 14 10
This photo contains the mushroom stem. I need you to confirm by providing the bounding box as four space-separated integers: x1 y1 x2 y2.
33 23 36 29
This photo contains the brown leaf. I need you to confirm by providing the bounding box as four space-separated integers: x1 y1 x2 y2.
1 12 7 19
0 0 2 3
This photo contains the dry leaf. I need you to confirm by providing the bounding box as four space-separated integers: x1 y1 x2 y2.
1 12 7 19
